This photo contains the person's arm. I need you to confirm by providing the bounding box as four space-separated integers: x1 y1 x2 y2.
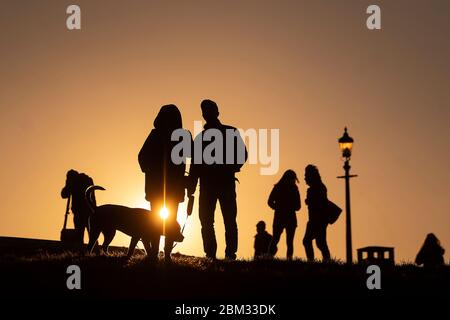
187 133 201 195
138 132 154 173
254 237 261 258
183 130 194 190
61 187 70 198
322 184 328 201
234 128 247 172
294 188 301 211
61 180 71 199
305 188 310 206
267 186 277 210
187 166 199 195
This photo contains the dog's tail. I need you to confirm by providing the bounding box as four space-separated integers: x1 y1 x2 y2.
85 185 105 213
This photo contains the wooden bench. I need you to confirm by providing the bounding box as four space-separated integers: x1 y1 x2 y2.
357 246 395 265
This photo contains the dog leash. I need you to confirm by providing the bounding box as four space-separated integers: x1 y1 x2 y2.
172 193 194 249
172 215 189 249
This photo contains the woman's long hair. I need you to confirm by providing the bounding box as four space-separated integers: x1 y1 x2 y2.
275 169 298 187
153 104 182 132
305 164 322 185
421 233 444 251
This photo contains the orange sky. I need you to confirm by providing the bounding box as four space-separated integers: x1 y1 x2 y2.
0 1 449 261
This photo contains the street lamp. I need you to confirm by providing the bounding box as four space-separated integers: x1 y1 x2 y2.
338 127 354 159
337 127 357 264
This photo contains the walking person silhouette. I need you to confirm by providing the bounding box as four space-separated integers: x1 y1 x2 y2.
138 104 191 264
267 170 301 260
188 99 247 260
303 165 331 262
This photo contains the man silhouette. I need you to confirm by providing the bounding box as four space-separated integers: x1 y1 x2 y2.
188 99 247 260
61 169 95 244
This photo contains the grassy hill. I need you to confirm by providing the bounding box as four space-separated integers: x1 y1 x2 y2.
0 237 448 317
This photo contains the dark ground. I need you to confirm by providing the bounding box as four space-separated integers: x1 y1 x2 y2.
0 236 448 318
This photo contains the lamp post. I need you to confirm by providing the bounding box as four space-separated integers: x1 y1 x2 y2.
337 127 357 264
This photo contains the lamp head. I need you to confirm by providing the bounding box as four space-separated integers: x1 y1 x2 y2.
338 127 354 159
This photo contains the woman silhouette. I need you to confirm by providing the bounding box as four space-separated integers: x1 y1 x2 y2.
138 104 191 263
267 170 301 260
415 233 445 268
303 164 330 262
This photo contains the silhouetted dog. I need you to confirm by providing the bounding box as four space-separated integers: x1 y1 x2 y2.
85 186 162 260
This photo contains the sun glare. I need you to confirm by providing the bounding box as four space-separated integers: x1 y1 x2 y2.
160 207 169 220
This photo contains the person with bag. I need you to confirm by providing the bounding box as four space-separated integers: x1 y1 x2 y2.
267 170 301 260
303 164 331 262
61 169 95 244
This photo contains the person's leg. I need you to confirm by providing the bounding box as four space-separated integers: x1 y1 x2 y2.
148 235 160 263
150 199 165 256
199 182 218 258
81 212 99 252
164 238 174 263
166 200 183 242
81 212 91 243
73 212 84 244
303 221 315 261
219 179 238 259
316 223 331 262
164 201 180 263
269 218 283 257
142 240 151 256
286 225 296 260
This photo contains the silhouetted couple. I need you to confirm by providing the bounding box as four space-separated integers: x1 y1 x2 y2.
266 165 331 261
139 100 247 262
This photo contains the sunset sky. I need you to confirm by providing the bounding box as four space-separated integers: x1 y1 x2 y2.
1 0 449 261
